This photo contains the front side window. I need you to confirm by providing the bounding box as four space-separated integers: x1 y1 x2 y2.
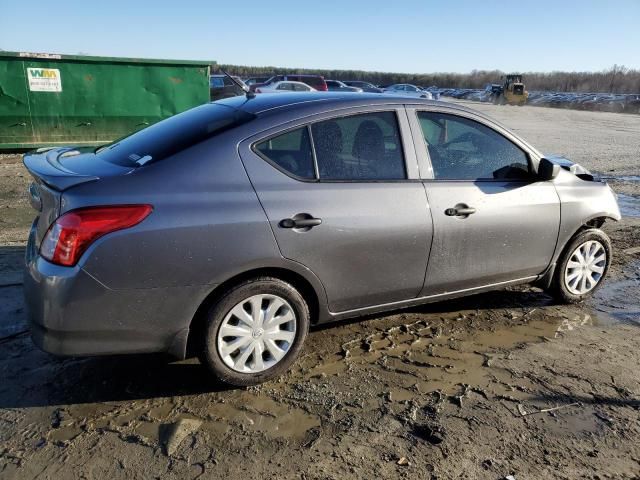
255 127 315 179
417 112 530 180
311 112 406 180
210 77 224 87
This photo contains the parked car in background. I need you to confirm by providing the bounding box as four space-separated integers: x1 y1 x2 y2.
255 80 316 93
384 84 433 99
210 75 247 101
23 92 620 387
423 86 441 100
243 76 271 87
325 80 363 92
249 74 328 92
342 81 383 93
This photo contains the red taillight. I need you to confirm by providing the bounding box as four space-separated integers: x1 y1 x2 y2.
40 205 153 267
318 84 328 91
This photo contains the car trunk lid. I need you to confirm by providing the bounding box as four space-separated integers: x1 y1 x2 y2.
23 147 134 247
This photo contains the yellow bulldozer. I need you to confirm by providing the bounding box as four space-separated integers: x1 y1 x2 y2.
491 74 529 105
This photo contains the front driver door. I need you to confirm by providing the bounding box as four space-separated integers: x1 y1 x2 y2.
410 109 560 296
239 108 433 313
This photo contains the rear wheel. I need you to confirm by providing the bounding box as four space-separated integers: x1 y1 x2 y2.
200 277 309 386
549 229 611 303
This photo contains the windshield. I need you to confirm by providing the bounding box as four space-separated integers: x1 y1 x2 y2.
96 104 255 167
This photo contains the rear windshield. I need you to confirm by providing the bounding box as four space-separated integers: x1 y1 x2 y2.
96 104 254 167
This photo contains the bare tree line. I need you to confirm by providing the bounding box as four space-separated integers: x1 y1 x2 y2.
218 64 640 94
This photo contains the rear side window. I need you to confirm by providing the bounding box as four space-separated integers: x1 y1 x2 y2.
311 112 406 180
417 112 530 180
255 127 315 179
96 104 255 167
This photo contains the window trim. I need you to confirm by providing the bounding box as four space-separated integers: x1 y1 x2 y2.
408 107 541 182
250 108 416 183
311 110 409 182
252 124 319 183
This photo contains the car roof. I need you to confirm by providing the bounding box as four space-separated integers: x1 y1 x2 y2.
213 93 541 156
270 80 313 87
216 92 469 115
282 74 323 78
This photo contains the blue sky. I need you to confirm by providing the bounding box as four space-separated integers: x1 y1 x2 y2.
2 0 638 73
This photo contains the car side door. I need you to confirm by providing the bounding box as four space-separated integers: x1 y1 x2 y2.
239 107 433 313
407 107 561 295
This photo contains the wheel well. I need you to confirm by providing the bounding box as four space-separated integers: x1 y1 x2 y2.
536 217 610 290
186 267 320 357
583 216 607 229
560 217 609 263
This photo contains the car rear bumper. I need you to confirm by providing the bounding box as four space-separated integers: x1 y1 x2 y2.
23 226 213 359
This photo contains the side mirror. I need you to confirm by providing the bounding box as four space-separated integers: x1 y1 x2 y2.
538 158 561 180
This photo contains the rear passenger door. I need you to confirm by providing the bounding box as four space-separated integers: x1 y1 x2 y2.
239 108 433 313
409 108 560 295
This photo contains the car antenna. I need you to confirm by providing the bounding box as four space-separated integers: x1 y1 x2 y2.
220 68 255 99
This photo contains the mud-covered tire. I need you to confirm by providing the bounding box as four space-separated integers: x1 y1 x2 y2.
549 229 612 304
199 277 309 386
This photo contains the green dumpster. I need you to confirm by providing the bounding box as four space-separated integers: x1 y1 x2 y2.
0 51 213 150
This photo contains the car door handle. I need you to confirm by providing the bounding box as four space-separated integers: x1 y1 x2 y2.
279 217 322 229
445 206 476 217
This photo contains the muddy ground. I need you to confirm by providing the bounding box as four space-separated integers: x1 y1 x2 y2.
0 104 639 480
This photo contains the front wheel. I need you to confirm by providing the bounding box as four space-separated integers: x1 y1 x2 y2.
200 277 309 386
549 229 611 303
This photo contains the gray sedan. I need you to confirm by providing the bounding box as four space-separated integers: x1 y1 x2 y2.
23 93 620 386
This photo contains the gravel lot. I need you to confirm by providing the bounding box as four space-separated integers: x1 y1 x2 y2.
1 103 639 479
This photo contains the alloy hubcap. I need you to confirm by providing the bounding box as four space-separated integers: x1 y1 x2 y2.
564 240 607 295
217 294 297 373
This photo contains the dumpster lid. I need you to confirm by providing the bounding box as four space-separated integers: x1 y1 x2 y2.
0 51 214 67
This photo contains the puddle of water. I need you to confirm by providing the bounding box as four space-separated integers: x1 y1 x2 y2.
617 193 640 218
54 391 320 446
306 310 597 398
146 403 175 420
602 175 640 183
593 271 640 325
49 425 83 443
206 393 320 440
134 421 160 441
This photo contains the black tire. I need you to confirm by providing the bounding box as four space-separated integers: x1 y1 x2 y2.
199 277 309 386
549 228 612 304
